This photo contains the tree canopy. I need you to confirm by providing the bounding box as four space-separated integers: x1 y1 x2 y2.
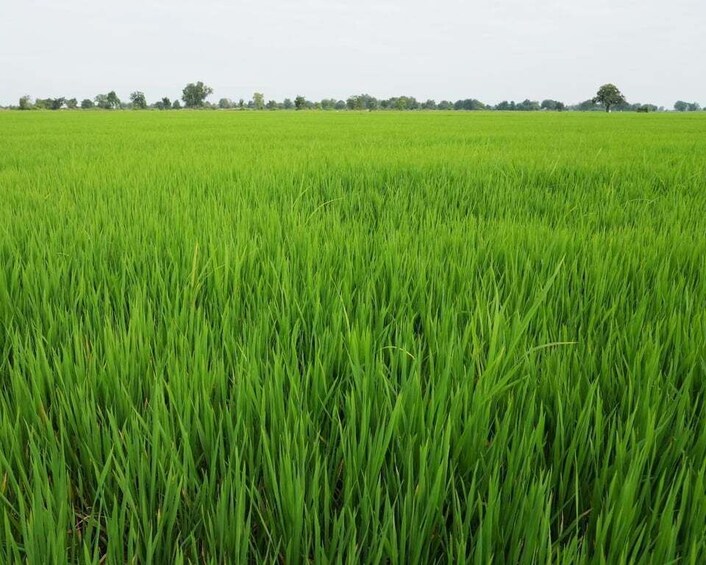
674 100 701 112
593 84 626 112
182 82 213 108
130 91 147 110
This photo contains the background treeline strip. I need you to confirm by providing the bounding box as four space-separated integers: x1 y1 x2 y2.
8 81 704 112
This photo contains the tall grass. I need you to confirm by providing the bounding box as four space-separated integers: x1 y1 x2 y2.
1 111 705 563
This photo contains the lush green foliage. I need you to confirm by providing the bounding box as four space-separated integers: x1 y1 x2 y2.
1 111 705 563
181 82 214 109
593 84 627 113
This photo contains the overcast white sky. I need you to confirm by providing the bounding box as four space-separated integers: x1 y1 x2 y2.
1 0 703 107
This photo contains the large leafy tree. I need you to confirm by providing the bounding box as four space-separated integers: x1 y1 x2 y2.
94 94 110 109
95 92 121 109
106 91 121 109
674 100 701 112
541 99 565 111
153 97 171 110
130 91 147 109
182 81 213 108
252 92 265 110
593 84 626 112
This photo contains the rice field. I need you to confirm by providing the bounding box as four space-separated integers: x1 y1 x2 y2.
1 110 705 563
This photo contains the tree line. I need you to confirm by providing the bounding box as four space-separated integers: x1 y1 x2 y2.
7 82 703 113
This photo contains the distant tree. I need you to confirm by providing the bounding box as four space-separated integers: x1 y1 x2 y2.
593 84 626 112
93 92 120 109
516 99 540 111
294 95 307 110
106 91 121 109
130 91 147 109
363 94 379 110
172 100 182 110
421 99 437 110
615 99 637 111
49 97 66 110
541 99 565 111
573 99 601 111
437 100 453 110
218 98 234 109
283 98 294 110
252 92 265 110
265 99 277 110
81 98 94 109
495 100 514 111
346 94 378 111
389 96 418 110
636 105 650 113
66 98 78 109
334 100 346 110
94 94 110 109
675 101 701 111
454 98 486 111
19 95 32 110
182 81 213 108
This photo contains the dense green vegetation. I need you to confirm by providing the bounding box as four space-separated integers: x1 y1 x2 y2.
11 81 689 111
1 111 705 563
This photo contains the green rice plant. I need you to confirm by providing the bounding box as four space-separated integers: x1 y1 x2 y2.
0 110 705 563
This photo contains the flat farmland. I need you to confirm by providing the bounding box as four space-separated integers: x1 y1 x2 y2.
1 111 705 563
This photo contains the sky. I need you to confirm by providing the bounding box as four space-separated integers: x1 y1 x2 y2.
1 0 704 107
